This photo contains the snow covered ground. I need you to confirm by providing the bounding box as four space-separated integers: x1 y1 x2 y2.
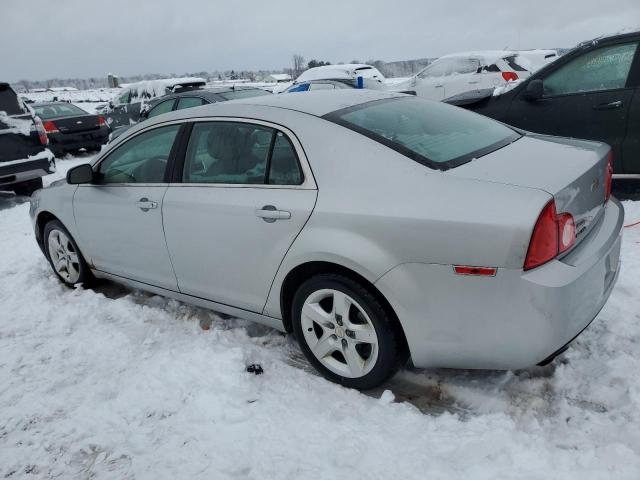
1 155 640 479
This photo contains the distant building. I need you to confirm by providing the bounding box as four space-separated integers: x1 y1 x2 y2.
265 73 292 83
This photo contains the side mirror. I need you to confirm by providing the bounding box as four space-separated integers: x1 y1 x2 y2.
524 79 544 101
67 163 94 184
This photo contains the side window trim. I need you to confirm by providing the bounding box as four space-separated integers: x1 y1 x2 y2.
170 118 315 189
90 121 186 186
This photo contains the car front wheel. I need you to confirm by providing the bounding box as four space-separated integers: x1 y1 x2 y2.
44 220 92 287
292 274 399 389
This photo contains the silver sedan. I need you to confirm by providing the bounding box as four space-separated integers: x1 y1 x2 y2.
30 90 623 389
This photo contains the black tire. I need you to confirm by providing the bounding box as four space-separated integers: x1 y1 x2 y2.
43 220 93 287
13 177 43 197
291 274 400 389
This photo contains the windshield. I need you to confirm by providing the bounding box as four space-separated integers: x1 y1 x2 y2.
217 89 271 101
324 97 520 170
33 103 87 119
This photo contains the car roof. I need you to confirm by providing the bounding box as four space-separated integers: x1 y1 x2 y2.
214 89 404 117
579 28 640 47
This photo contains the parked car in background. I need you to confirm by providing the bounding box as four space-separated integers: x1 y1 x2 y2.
109 86 272 140
31 90 622 389
0 82 55 196
32 102 110 157
103 77 206 130
274 64 386 93
397 51 536 101
448 31 640 174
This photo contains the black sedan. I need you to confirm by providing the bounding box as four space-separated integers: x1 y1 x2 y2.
446 30 640 174
109 86 271 141
32 102 110 157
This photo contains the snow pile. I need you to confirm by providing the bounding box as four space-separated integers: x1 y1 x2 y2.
116 77 206 105
0 156 639 478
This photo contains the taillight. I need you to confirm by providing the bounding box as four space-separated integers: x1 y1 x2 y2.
524 201 558 271
604 150 613 203
98 115 107 126
43 120 59 134
524 200 576 271
501 71 519 82
34 117 48 145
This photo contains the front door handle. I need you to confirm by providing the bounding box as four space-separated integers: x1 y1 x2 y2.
255 205 291 223
594 100 622 110
137 197 158 212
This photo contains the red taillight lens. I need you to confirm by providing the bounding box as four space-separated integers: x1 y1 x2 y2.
43 120 59 133
502 71 519 82
524 200 577 270
557 213 576 253
34 117 49 146
524 201 558 271
98 115 107 126
604 151 613 203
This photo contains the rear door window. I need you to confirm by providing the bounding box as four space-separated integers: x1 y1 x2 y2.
543 42 638 96
182 122 303 185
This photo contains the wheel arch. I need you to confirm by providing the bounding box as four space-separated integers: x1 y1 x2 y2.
35 211 61 251
279 260 410 360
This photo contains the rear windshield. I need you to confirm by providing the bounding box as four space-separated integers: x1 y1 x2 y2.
33 103 87 119
217 89 271 101
324 97 520 170
0 85 25 115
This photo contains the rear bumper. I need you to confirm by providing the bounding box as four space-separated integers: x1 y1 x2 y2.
48 126 109 153
375 198 624 370
0 150 56 186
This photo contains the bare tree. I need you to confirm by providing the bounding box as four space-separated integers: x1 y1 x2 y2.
292 54 305 79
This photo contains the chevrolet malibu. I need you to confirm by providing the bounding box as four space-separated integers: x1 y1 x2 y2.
30 90 623 389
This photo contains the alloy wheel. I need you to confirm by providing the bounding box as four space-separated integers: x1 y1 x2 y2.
300 288 379 378
47 229 81 284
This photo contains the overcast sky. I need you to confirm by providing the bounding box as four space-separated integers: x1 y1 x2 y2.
2 0 638 82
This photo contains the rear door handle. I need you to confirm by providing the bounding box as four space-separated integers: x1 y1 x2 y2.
594 101 622 110
255 205 291 223
137 197 158 212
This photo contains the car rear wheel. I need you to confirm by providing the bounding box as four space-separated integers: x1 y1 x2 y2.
292 274 399 389
44 220 92 287
12 177 43 197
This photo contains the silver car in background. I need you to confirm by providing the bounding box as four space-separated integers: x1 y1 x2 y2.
30 90 623 389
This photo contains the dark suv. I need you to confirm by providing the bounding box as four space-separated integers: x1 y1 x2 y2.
0 82 55 195
447 31 640 174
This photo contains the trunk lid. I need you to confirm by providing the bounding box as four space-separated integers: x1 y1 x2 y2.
51 114 103 134
448 133 610 247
